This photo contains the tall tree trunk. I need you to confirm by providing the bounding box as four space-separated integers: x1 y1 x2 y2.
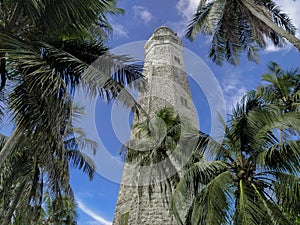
33 178 43 224
0 129 21 168
0 52 6 91
1 182 25 225
243 0 300 51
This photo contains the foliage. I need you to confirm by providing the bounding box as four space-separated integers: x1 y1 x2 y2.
186 0 299 65
0 0 143 145
172 93 300 224
0 103 96 224
255 62 300 224
256 61 300 113
121 107 184 199
0 0 144 223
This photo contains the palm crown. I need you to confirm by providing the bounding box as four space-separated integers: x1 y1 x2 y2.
172 93 300 224
186 0 300 65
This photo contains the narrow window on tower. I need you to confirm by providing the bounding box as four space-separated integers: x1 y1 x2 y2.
174 56 181 64
120 211 129 225
180 96 188 108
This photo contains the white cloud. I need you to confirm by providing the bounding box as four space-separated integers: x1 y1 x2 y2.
169 0 199 37
221 72 248 113
77 200 112 225
111 22 128 38
84 221 102 225
264 43 283 53
274 0 300 38
176 0 199 21
263 0 300 52
76 192 94 199
166 20 187 38
264 40 293 53
132 6 153 24
225 86 248 112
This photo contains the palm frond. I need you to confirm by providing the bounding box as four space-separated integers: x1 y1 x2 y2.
67 149 95 180
186 0 299 65
263 1 296 34
237 179 267 225
256 140 300 174
38 0 123 38
173 160 229 199
184 171 232 225
186 0 225 40
273 172 300 215
251 183 292 225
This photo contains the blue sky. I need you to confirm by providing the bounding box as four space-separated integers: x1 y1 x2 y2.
1 1 300 225
69 1 300 224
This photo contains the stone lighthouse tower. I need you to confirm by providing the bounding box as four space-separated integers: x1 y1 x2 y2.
113 26 198 225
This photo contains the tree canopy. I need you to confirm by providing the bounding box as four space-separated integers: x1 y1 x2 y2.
186 0 300 65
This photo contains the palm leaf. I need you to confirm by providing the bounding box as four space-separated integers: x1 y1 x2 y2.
186 0 298 65
186 171 232 225
273 172 300 215
252 183 292 225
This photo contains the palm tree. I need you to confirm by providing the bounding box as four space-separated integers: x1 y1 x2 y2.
172 93 300 224
122 106 204 222
256 61 300 113
273 173 300 225
186 0 300 65
122 107 183 198
0 1 144 222
0 103 96 224
0 0 143 167
255 62 300 224
40 192 78 225
10 192 78 225
0 0 120 89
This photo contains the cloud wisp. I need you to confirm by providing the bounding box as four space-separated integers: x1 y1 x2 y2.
275 0 300 38
264 0 300 52
221 71 248 114
176 0 199 21
111 22 128 38
77 200 112 225
166 0 199 37
132 5 153 24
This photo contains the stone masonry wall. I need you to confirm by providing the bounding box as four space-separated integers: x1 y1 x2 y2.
113 27 198 225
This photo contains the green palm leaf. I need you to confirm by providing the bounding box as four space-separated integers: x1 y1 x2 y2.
186 0 299 65
173 90 299 224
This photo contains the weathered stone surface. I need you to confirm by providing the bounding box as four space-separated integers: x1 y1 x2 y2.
113 26 198 225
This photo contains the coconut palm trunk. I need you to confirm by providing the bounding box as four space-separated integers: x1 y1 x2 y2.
0 52 6 91
187 0 300 64
1 182 25 225
172 93 300 224
242 0 300 51
0 129 21 168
